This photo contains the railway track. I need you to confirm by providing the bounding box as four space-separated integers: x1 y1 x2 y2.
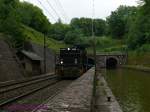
31 80 72 112
1 80 72 112
0 74 59 108
0 73 55 88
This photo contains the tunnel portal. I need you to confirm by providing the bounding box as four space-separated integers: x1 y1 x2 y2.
87 58 95 69
88 53 127 69
106 58 118 69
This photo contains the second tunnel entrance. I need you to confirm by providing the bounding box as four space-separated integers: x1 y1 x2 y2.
106 58 118 69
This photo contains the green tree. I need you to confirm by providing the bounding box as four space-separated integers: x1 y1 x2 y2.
71 18 92 36
50 20 70 40
94 19 106 36
70 18 106 37
0 0 20 32
0 0 28 49
107 6 137 39
127 0 150 49
17 1 51 33
64 29 82 44
0 0 53 48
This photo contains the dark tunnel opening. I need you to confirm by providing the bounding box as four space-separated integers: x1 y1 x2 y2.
106 58 118 69
87 58 95 69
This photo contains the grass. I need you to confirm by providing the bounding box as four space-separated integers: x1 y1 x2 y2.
127 52 150 67
86 36 126 54
0 33 7 39
22 25 68 52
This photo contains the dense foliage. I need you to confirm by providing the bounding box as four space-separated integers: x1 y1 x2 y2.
0 0 24 48
0 0 51 48
17 1 51 33
105 1 150 51
127 0 150 50
107 6 137 39
0 0 149 52
70 18 106 37
50 20 70 40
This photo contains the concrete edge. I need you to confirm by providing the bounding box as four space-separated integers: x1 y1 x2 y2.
123 65 150 72
96 73 123 112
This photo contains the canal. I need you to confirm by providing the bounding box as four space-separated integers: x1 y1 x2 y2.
103 68 150 112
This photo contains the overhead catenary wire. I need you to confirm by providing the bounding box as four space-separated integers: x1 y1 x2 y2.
36 0 57 72
37 0 57 22
53 0 69 22
55 0 68 19
46 0 66 22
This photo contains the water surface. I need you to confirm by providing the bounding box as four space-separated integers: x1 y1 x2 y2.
103 69 150 112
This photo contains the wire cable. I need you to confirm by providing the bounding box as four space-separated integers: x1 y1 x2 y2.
37 0 57 22
53 0 69 22
46 0 65 22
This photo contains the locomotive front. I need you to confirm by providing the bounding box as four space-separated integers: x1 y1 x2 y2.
56 47 87 79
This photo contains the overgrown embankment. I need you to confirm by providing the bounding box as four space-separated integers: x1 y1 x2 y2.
0 24 67 81
124 52 150 71
22 25 68 52
127 52 150 67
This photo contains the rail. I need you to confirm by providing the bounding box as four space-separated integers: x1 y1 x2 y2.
0 74 58 108
0 73 54 87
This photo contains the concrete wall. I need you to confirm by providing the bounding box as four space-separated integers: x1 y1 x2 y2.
0 38 55 82
24 42 55 73
88 54 127 69
24 58 41 76
24 58 33 76
0 39 24 82
96 55 127 69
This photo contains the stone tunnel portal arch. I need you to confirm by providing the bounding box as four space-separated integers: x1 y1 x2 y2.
106 57 118 69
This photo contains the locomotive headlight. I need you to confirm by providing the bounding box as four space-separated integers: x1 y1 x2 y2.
68 48 70 51
60 61 63 64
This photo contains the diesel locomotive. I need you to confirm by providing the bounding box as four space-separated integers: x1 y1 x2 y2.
55 45 88 79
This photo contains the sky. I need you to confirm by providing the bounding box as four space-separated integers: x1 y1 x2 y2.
20 0 138 23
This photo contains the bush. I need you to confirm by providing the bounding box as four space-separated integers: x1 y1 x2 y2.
96 37 117 48
137 44 150 52
64 30 82 44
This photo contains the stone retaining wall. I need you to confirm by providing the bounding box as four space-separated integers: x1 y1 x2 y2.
0 39 24 82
